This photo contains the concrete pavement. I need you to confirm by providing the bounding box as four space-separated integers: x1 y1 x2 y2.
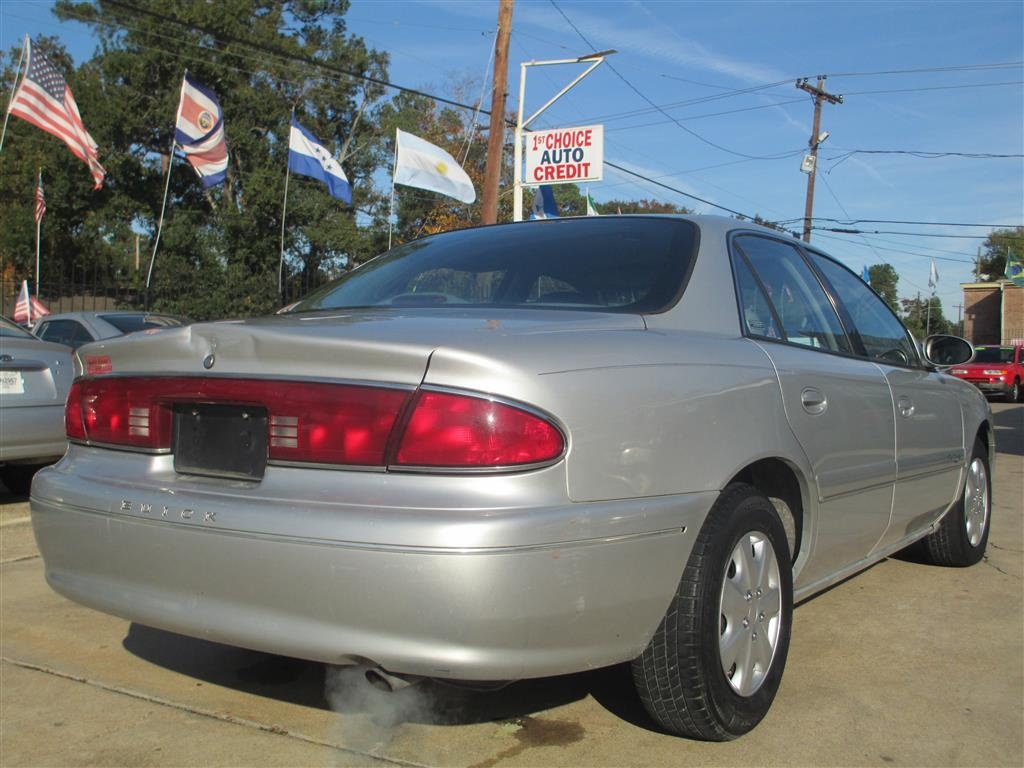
2 403 1021 766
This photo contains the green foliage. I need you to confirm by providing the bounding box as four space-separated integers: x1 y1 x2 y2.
867 263 899 313
600 198 692 216
901 294 950 338
978 226 1024 281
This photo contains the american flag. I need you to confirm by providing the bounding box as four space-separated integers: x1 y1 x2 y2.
34 172 46 225
12 280 49 326
8 38 106 189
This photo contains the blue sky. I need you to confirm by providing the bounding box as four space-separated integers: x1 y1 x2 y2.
2 0 1022 315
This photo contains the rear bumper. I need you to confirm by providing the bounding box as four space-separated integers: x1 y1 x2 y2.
0 404 66 463
30 449 711 680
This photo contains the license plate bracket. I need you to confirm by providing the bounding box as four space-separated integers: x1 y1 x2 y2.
173 403 268 480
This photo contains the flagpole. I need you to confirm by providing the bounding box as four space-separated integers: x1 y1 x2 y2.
146 137 176 309
146 71 187 310
278 110 294 304
0 35 29 155
388 130 398 250
35 168 42 296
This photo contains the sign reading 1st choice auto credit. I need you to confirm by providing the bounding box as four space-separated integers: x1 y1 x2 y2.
524 125 604 185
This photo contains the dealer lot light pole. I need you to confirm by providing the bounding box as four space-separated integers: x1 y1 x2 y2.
513 50 615 222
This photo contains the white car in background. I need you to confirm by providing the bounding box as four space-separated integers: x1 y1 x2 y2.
32 311 187 349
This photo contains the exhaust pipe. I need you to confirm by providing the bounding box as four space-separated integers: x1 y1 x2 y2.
364 666 423 692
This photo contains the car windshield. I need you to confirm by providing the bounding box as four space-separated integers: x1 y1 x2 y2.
972 347 1013 363
0 316 34 338
290 217 698 314
99 314 186 334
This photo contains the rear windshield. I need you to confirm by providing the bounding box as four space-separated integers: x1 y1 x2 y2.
99 314 185 334
290 217 698 314
973 347 1014 363
0 317 34 338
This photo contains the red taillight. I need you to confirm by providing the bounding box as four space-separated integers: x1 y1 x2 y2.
265 382 407 465
66 377 564 471
394 391 564 468
65 381 87 441
67 378 173 449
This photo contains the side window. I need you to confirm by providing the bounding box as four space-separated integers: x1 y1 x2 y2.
38 320 93 349
811 253 918 366
734 256 781 339
35 322 55 342
733 235 852 354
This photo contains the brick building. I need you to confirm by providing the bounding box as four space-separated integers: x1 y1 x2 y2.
961 280 1024 344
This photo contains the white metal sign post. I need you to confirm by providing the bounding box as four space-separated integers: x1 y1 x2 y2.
512 51 614 222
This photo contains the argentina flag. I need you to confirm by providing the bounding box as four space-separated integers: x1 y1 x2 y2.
288 118 352 203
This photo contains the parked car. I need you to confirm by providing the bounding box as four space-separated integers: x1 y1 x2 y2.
0 316 73 495
948 343 1023 402
31 311 188 349
30 216 990 740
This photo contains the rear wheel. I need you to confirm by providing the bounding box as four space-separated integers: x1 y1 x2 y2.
922 438 990 567
632 483 793 740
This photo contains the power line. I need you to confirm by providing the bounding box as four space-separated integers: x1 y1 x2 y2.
797 218 1021 228
825 61 1023 78
813 227 1023 239
548 0 796 161
812 233 976 264
604 98 808 133
843 81 1023 96
101 0 488 115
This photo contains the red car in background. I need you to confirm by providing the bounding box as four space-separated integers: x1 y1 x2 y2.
949 343 1024 402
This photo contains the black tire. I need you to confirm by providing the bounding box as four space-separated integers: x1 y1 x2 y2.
0 464 43 497
1008 379 1021 403
632 483 793 740
922 438 991 567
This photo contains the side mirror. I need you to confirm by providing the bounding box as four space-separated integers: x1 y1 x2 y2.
923 335 974 367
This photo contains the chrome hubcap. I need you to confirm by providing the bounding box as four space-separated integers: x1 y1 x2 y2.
719 531 782 696
964 457 989 547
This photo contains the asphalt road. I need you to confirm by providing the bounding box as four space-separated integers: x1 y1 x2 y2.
2 403 1022 767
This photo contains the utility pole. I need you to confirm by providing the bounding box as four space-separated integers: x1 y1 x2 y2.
481 0 514 225
797 76 842 243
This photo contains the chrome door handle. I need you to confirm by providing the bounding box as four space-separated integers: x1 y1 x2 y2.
800 387 827 415
897 396 915 418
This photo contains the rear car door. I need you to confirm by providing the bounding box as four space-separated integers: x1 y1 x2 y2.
810 253 964 549
732 235 895 587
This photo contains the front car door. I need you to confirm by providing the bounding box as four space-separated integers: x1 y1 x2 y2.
809 254 964 549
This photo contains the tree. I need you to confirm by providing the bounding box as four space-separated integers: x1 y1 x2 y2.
600 198 691 216
2 1 391 317
978 226 1024 281
901 295 950 338
867 263 899 313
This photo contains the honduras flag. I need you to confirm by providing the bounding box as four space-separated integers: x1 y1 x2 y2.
288 117 352 203
529 186 558 219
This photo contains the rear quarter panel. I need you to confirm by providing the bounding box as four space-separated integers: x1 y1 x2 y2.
424 332 810 503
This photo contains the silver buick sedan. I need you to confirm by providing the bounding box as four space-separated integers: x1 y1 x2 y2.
30 216 991 740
